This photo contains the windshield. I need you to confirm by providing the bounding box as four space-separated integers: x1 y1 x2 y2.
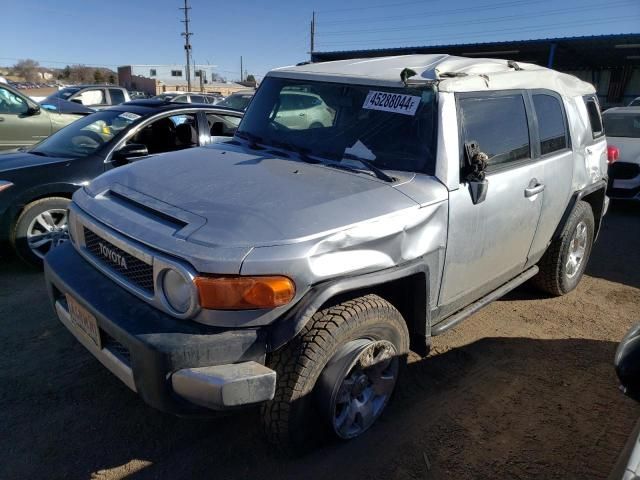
604 113 640 138
236 77 437 173
219 94 253 110
43 87 81 102
31 110 142 158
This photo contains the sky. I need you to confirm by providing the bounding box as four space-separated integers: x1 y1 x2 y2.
2 0 639 80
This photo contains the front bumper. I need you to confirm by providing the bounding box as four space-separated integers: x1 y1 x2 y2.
44 243 276 414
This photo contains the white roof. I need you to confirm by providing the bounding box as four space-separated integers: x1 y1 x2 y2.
270 54 594 98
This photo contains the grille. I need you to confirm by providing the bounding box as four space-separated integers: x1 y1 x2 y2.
102 330 131 365
609 162 640 180
83 227 155 294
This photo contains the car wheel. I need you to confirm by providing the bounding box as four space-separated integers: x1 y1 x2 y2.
11 197 71 268
261 294 409 453
532 200 595 296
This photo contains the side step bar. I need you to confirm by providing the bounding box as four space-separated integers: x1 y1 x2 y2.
431 266 539 336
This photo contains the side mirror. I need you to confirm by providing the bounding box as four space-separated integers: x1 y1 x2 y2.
112 144 149 165
615 324 640 402
27 103 41 115
464 141 489 205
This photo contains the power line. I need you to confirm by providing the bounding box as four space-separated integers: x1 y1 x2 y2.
317 0 637 36
316 15 640 48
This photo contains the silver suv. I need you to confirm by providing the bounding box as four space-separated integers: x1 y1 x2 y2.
44 55 609 451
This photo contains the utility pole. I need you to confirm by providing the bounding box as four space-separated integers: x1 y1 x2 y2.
310 11 315 61
180 0 193 92
240 56 243 82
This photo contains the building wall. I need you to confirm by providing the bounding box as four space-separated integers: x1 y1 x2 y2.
130 65 217 86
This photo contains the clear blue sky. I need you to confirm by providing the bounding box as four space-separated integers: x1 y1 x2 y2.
2 0 639 80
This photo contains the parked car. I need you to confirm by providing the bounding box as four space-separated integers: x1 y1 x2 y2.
156 92 222 104
0 82 92 151
41 85 130 109
128 91 151 100
0 100 242 265
216 91 254 110
44 55 609 451
271 90 334 129
603 107 640 201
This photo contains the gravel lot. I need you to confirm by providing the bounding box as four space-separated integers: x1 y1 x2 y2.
1 202 639 480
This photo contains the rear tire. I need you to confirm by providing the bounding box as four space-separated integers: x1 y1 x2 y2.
532 200 594 296
11 197 71 268
260 294 409 453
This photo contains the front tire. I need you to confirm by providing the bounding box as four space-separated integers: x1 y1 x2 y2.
532 200 595 296
11 197 71 268
261 294 409 452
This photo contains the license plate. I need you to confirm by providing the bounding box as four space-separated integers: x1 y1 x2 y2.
66 295 101 348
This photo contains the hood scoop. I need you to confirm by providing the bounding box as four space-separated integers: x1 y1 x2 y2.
101 183 206 240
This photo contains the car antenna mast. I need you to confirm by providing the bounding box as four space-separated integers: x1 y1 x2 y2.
180 0 193 92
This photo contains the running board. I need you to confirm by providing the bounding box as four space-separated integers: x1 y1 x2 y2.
431 266 539 336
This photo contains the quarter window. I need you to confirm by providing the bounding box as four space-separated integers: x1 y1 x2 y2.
109 89 126 105
584 95 604 138
532 94 568 155
459 94 530 167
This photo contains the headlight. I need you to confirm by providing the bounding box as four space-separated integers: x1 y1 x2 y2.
161 269 193 314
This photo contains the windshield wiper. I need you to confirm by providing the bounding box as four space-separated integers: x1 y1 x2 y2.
235 131 266 148
269 140 320 164
340 153 395 182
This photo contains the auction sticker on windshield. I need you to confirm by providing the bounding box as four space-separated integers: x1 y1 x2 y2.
363 91 421 116
118 112 141 121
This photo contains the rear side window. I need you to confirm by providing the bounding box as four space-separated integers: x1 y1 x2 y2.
584 95 604 138
532 94 568 155
459 94 530 167
604 113 640 138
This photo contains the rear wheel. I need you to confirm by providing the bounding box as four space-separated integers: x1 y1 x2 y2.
260 294 409 452
532 200 594 296
11 197 71 268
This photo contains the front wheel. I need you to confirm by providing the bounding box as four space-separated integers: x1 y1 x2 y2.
261 294 409 452
532 200 595 296
11 197 71 268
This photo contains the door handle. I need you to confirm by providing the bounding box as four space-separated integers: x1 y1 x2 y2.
524 182 545 197
0 117 4 122
298 113 305 116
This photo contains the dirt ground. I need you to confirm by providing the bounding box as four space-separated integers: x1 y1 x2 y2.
1 202 639 480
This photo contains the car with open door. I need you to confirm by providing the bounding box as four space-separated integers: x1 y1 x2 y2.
0 100 242 266
43 55 609 452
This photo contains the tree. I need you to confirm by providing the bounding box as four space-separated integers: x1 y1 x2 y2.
245 74 256 83
12 59 40 82
93 69 104 83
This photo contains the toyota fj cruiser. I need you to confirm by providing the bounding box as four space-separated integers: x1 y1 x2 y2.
44 55 609 450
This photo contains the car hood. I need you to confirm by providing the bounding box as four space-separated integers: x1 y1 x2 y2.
0 151 74 174
84 143 423 248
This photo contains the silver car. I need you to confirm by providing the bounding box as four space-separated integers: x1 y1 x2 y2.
44 54 609 451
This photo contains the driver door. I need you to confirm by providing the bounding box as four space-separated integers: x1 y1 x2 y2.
438 91 543 312
0 86 52 150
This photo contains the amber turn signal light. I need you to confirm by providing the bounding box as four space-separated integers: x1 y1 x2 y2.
194 275 295 310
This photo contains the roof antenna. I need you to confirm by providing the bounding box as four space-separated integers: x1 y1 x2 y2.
400 68 417 86
507 60 522 71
